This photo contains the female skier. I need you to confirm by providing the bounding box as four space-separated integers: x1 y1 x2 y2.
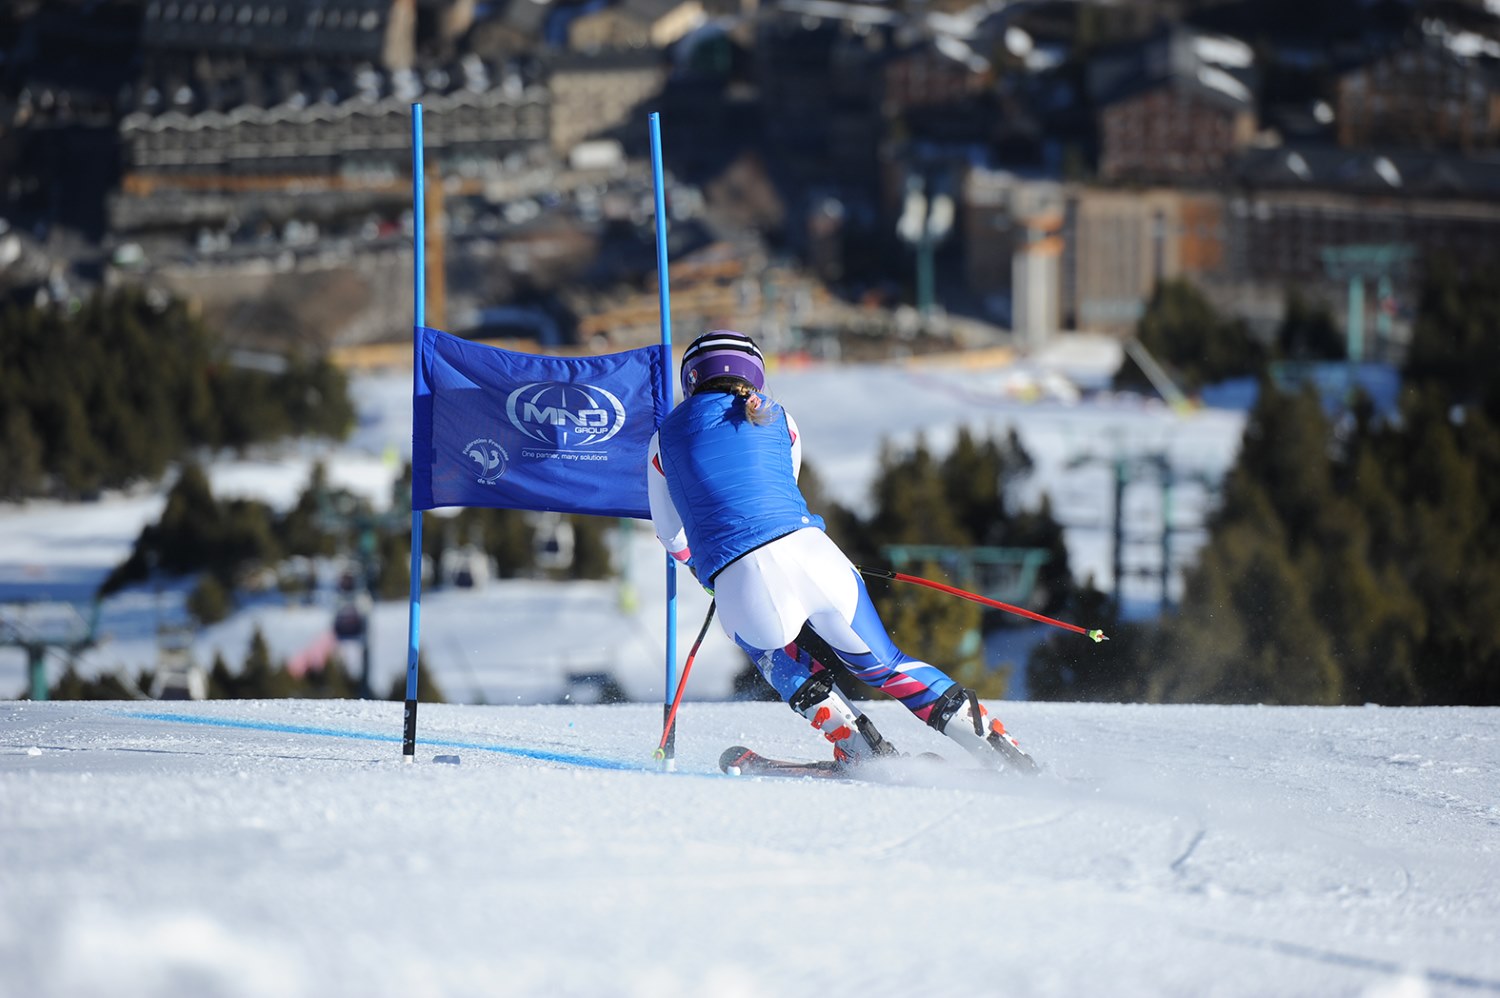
646 329 1033 771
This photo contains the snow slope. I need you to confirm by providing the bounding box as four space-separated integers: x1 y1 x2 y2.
2 340 1497 996
3 697 1497 998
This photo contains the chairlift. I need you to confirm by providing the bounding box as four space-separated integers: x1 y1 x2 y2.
442 546 489 589
151 636 207 700
333 603 366 640
532 513 575 571
561 671 627 705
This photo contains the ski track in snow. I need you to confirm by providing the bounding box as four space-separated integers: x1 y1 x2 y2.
2 699 1498 998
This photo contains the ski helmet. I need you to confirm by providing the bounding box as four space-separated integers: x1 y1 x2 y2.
680 330 765 398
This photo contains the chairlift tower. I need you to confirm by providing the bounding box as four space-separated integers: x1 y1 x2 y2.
896 171 955 320
1318 244 1415 365
1 599 101 701
880 544 1051 608
152 622 207 700
1067 451 1215 613
318 487 409 700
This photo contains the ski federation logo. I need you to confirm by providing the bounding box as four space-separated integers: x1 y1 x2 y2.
505 381 627 448
464 438 510 484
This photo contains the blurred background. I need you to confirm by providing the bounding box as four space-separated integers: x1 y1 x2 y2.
10 0 1500 352
2 0 1497 709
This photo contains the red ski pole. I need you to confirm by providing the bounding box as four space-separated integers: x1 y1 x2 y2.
654 600 716 762
856 566 1107 643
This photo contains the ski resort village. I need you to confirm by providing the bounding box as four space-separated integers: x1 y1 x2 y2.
2 1 1499 996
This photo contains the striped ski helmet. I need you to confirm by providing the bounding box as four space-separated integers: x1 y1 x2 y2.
680 330 765 398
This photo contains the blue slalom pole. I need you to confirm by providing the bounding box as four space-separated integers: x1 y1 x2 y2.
649 112 679 768
402 103 426 762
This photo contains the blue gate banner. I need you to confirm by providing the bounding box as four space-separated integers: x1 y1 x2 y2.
412 326 668 517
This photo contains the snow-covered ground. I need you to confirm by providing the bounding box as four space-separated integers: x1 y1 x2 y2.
3 697 1496 997
2 337 1497 996
0 335 1244 703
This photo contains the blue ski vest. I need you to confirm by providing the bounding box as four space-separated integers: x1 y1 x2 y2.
656 391 824 581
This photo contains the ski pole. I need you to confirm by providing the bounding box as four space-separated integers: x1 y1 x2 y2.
855 566 1107 643
654 599 716 763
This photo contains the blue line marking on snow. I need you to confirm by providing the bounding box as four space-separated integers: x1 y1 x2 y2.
120 711 654 773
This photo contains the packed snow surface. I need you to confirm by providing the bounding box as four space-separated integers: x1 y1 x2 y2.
2 698 1497 997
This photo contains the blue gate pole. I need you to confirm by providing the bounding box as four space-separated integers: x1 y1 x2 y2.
402 103 426 761
649 112 679 769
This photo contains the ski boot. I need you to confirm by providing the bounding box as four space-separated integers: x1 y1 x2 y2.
928 686 1039 774
788 670 899 768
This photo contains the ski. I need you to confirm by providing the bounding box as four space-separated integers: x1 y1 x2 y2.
717 745 967 782
719 745 847 779
719 741 1040 780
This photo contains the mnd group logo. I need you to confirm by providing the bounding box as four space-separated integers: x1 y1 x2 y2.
503 381 628 462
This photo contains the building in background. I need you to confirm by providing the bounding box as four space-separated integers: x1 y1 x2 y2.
548 50 667 155
7 0 1500 358
1089 24 1259 185
1334 29 1500 153
567 0 706 52
142 0 417 70
1011 210 1062 350
1063 187 1225 331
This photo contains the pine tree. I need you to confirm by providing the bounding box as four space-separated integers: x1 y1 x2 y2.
238 627 296 698
567 515 613 580
186 572 233 626
1034 262 1500 707
1390 392 1500 703
941 427 1006 544
386 654 446 703
947 655 1011 699
1278 288 1344 361
1147 485 1341 705
208 651 236 698
1229 379 1335 552
279 463 338 559
0 401 44 499
1406 257 1500 413
1028 585 1140 702
214 499 280 583
1006 494 1074 615
470 507 534 578
156 295 221 448
1 288 356 500
281 355 357 439
48 665 136 700
306 654 355 699
870 560 984 686
867 435 968 548
47 393 105 498
1293 500 1421 705
153 461 223 573
374 530 412 599
86 291 178 483
1126 279 1268 393
51 665 87 700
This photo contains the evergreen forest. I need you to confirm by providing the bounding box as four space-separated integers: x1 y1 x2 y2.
13 260 1499 707
0 287 355 500
774 426 1073 702
1030 260 1500 707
